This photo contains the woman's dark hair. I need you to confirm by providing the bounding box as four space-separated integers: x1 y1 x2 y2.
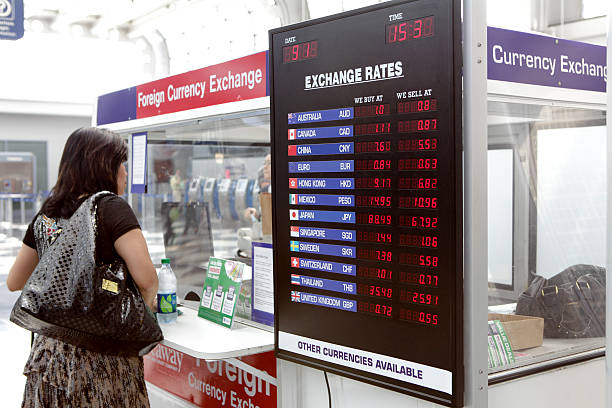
41 127 128 218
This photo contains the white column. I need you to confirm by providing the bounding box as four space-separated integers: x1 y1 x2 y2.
463 0 489 407
605 6 612 408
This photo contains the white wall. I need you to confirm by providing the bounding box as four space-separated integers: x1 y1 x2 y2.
278 358 605 408
0 113 91 191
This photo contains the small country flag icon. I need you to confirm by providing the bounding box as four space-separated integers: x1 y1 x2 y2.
288 113 294 120
288 145 297 156
291 274 301 285
291 291 301 302
291 257 300 268
289 209 299 220
290 226 299 237
289 178 297 189
290 240 300 252
288 129 296 140
289 194 297 204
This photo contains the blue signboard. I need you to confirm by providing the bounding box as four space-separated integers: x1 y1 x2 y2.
289 194 354 206
290 256 356 276
488 26 607 92
288 125 353 140
289 177 354 189
288 142 353 156
0 0 24 40
291 226 356 242
291 291 357 312
289 209 355 223
289 160 353 173
288 107 353 124
290 240 355 258
291 274 356 294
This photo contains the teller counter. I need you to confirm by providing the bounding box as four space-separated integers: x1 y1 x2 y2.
156 306 274 378
144 305 278 408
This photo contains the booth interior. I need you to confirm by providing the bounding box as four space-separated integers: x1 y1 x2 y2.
120 109 272 312
486 98 606 375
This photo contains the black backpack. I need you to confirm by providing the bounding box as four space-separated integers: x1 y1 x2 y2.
516 264 605 338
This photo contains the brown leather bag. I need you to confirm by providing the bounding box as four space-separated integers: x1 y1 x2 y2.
516 264 605 338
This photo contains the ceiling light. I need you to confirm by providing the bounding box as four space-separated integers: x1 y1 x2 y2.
109 28 120 41
71 24 85 36
30 19 44 32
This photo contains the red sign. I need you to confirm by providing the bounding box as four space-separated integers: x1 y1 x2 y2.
136 51 268 119
144 344 277 408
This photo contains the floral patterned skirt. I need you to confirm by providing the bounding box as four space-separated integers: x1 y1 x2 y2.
22 335 150 408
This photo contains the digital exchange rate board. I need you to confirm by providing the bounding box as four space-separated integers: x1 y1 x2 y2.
270 0 462 405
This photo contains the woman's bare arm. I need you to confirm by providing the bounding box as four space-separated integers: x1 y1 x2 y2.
7 245 39 291
114 229 158 310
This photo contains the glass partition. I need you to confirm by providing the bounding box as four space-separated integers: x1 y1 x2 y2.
487 100 606 374
122 110 271 318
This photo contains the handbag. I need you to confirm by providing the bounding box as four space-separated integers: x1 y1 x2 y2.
10 191 163 356
516 264 605 338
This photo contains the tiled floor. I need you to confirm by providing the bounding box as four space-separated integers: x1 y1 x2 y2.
0 229 31 406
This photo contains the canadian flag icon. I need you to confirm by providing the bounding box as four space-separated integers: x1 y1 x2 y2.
289 209 299 220
289 178 297 189
291 257 300 268
288 129 296 140
288 145 297 156
290 226 300 237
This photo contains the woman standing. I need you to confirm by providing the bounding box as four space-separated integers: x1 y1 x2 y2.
7 127 158 407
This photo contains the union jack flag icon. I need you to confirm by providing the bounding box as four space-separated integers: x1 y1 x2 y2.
291 291 301 302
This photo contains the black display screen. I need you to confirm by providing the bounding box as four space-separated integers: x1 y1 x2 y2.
270 0 462 405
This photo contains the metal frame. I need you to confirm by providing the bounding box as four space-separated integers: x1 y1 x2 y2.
463 0 489 407
606 8 612 408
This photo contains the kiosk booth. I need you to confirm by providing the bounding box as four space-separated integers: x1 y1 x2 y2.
95 0 608 406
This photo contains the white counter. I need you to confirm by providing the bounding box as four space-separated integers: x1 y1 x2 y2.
159 306 274 360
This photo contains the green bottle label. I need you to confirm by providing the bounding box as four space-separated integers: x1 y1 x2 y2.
158 293 177 314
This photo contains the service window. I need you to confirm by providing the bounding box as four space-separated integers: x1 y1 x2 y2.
486 101 606 375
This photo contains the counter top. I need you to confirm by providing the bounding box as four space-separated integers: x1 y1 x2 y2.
159 306 275 360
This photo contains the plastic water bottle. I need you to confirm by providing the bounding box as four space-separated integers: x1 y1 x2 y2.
157 258 177 323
